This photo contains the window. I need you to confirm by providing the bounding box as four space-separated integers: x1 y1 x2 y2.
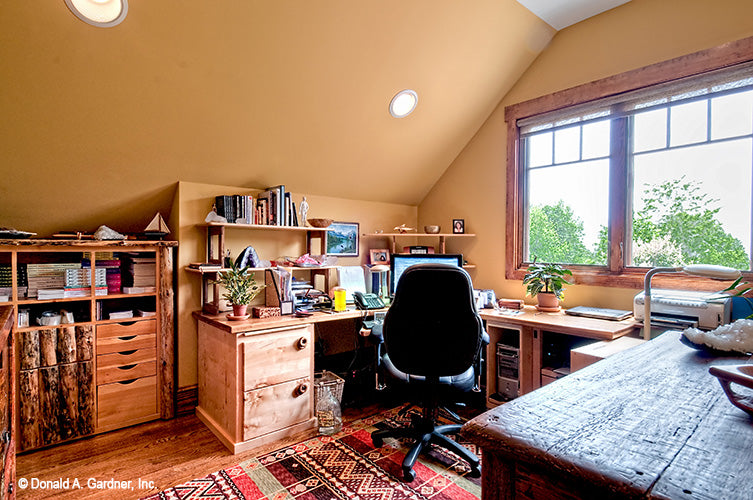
505 37 753 287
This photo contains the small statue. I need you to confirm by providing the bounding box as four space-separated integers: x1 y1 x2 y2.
299 197 309 227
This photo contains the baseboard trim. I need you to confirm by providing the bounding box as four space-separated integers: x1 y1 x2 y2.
176 385 198 417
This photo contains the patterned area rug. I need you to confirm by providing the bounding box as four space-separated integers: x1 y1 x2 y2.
143 407 481 500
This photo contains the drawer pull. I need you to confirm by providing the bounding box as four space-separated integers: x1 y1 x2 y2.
118 350 138 356
296 337 308 350
295 382 309 396
118 335 137 341
116 321 138 326
117 379 138 385
117 364 137 371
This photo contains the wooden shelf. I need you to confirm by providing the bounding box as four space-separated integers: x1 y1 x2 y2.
199 222 333 232
185 265 337 275
363 232 476 253
363 232 476 237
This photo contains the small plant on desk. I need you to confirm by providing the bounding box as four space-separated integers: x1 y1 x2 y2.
213 262 265 317
523 260 572 312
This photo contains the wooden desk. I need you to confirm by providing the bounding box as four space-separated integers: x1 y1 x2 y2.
462 331 753 500
193 308 375 453
480 307 638 404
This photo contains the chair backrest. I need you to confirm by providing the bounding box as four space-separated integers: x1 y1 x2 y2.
382 263 484 377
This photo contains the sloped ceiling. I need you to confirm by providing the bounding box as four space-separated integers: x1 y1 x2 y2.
0 1 553 235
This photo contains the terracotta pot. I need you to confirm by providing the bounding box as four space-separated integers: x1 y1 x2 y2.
536 292 560 310
232 303 248 317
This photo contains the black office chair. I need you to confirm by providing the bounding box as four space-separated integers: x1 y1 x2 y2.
369 263 488 482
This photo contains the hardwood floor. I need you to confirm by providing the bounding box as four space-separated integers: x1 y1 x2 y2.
16 405 385 499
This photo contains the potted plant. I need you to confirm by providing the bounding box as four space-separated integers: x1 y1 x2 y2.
523 261 572 311
213 262 265 317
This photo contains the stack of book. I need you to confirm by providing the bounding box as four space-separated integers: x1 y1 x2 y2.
83 257 122 294
124 254 156 294
27 262 81 298
109 310 134 320
63 268 107 297
215 184 300 227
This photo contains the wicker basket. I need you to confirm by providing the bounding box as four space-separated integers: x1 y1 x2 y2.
314 370 344 405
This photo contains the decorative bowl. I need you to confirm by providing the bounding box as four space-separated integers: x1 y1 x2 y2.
308 218 333 228
424 225 441 234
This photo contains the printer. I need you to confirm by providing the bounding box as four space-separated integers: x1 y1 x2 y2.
634 289 731 330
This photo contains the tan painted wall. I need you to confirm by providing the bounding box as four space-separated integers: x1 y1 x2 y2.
175 181 416 386
419 0 753 311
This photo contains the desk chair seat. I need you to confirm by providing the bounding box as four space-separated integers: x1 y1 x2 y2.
369 263 487 482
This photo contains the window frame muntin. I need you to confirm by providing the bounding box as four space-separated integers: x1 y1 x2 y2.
505 36 753 289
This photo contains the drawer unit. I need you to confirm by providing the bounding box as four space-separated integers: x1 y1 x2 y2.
97 376 157 430
196 321 316 454
96 321 158 432
243 376 311 441
242 328 311 390
97 319 156 339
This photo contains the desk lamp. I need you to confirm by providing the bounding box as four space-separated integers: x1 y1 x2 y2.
643 264 741 340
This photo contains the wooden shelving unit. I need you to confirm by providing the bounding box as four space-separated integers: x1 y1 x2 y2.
362 232 476 254
191 223 335 314
0 239 177 452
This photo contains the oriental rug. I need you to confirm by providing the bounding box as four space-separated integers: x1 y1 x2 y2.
143 407 481 500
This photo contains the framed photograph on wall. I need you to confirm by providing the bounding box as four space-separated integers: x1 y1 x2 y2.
369 249 390 265
326 221 360 256
452 219 465 234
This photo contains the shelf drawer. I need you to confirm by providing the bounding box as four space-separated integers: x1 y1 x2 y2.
242 326 312 391
97 376 157 429
243 377 311 441
97 359 156 385
97 320 156 339
97 333 156 355
98 347 156 368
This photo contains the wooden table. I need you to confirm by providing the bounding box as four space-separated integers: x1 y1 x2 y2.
480 307 638 404
462 330 753 500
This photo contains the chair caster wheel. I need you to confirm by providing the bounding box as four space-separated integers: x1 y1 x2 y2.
372 436 383 447
469 466 481 478
403 467 416 482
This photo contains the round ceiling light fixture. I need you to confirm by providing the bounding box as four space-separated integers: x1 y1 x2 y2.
389 89 418 118
65 0 128 27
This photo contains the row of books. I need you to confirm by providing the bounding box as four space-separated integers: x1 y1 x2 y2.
215 184 300 227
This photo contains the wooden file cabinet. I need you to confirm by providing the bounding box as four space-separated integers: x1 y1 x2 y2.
96 320 158 432
195 317 316 454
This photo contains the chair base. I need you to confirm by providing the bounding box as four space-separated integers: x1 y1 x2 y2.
372 414 481 482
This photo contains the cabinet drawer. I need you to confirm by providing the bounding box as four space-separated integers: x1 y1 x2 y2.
243 377 311 441
98 347 156 368
242 326 312 391
97 376 157 429
97 359 156 385
97 320 156 339
97 333 155 355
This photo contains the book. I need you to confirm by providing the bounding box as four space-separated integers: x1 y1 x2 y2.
109 310 134 319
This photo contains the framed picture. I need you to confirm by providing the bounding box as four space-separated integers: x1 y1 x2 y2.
326 221 360 256
452 219 465 234
370 249 390 265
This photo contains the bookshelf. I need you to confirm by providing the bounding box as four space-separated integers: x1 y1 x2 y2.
191 222 334 314
0 239 176 451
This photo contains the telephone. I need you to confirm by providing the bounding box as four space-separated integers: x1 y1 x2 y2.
353 291 386 310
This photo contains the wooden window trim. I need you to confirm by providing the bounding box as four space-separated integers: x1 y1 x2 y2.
505 36 753 289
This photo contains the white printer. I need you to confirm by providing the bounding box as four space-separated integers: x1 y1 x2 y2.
634 289 731 330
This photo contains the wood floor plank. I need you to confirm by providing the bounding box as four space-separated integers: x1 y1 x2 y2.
17 404 383 499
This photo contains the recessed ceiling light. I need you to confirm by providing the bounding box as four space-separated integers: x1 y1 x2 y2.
65 0 128 28
389 90 418 118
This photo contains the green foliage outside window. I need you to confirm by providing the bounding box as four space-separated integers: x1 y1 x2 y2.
528 178 750 269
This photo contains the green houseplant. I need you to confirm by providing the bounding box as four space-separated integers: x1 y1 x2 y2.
523 261 572 311
213 262 265 317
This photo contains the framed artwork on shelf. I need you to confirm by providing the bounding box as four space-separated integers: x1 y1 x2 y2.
370 249 390 265
326 221 360 257
453 219 465 234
